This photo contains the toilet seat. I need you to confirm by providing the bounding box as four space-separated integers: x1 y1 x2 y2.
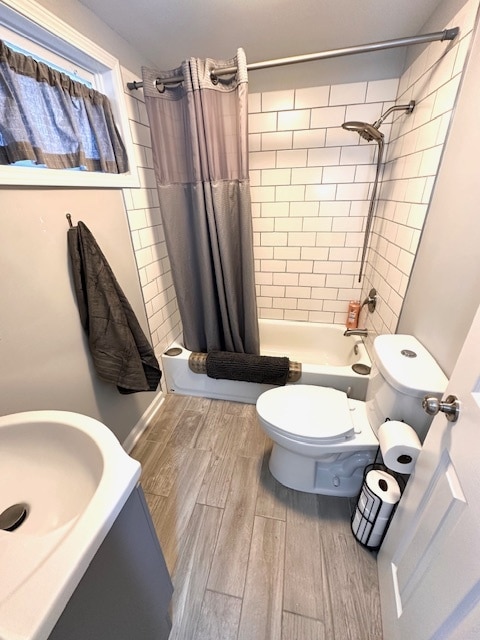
256 385 355 443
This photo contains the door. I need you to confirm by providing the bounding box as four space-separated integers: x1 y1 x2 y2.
378 303 480 640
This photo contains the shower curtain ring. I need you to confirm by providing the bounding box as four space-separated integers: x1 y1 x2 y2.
210 72 218 85
154 79 166 93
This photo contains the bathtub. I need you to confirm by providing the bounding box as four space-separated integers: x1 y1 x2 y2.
161 319 371 404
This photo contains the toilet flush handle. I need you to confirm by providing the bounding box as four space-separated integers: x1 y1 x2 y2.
422 394 460 423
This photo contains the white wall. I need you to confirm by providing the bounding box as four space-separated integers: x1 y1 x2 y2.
0 190 159 445
398 1 480 376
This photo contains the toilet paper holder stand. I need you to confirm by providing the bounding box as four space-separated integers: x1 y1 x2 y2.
351 449 407 551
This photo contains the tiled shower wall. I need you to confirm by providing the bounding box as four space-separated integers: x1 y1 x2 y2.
363 0 477 337
248 79 398 325
248 0 476 333
120 71 182 356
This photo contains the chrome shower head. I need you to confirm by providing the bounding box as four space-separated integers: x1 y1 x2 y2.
342 100 416 143
342 121 384 142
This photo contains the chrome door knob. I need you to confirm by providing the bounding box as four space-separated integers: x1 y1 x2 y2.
422 395 460 423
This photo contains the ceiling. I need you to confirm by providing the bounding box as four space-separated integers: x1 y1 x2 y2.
78 0 448 91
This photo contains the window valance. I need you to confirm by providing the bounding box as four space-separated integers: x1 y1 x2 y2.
0 39 129 173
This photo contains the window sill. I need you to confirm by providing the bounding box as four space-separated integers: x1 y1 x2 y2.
0 166 140 188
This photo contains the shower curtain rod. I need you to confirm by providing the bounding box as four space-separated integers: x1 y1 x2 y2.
127 27 459 90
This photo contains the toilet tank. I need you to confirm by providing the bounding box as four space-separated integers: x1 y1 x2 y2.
366 334 448 442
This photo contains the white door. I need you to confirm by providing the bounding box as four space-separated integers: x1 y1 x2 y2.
378 303 480 640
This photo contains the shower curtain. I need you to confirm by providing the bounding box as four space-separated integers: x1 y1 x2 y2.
142 48 259 354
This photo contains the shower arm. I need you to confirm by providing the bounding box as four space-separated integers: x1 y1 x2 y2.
372 100 416 129
358 139 384 283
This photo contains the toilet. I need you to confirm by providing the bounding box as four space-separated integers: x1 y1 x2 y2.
256 334 448 497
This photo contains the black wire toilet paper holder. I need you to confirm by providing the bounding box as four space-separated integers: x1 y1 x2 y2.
351 449 407 551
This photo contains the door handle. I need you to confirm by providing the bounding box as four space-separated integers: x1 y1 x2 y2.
422 395 460 423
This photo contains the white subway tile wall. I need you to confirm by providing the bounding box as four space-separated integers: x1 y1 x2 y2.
120 68 182 356
249 0 476 331
362 0 477 339
248 79 399 324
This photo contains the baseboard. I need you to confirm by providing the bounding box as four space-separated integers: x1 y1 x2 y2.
122 390 166 453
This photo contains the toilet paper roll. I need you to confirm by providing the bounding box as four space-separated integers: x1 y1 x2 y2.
378 420 422 474
365 469 401 518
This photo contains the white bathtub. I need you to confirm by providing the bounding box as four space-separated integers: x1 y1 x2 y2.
161 319 371 404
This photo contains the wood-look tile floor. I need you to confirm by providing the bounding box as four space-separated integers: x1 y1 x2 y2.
130 394 383 640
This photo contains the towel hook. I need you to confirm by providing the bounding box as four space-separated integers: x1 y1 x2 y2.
66 213 73 228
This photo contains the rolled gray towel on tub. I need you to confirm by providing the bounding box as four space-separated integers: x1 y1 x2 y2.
205 351 290 386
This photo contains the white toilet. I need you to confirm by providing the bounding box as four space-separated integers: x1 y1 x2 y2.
256 334 448 497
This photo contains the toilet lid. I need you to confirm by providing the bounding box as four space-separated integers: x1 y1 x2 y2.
256 385 354 442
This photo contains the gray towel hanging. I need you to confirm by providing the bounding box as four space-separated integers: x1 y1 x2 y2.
68 221 161 394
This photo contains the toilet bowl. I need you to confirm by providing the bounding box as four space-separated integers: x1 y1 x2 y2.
257 385 378 496
256 334 448 497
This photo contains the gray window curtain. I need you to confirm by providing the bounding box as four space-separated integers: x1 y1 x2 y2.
0 40 128 173
142 48 259 354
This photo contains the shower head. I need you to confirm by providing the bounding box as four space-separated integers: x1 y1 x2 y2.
342 121 384 142
342 100 416 143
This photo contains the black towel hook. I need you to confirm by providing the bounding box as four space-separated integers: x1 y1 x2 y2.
66 213 73 228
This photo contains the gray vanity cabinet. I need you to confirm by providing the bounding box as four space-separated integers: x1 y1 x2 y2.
49 486 173 639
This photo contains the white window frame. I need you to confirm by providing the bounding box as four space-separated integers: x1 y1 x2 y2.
0 0 140 188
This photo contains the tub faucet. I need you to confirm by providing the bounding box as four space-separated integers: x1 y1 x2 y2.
344 328 368 337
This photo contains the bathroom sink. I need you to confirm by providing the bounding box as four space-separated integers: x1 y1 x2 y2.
0 410 141 640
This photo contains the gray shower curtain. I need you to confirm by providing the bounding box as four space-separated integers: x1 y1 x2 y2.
142 48 259 354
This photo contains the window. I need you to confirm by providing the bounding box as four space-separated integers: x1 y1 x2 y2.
0 0 139 187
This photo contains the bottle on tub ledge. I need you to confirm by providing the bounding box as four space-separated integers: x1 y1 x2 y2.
346 300 361 329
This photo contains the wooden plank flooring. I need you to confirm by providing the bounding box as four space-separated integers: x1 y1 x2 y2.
130 394 383 640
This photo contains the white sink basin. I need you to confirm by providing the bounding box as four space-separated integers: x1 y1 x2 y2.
0 411 141 640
